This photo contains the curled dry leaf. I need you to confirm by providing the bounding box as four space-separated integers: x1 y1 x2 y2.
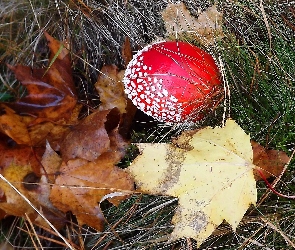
161 3 223 46
127 119 257 246
95 38 132 114
95 39 136 137
60 108 121 162
252 140 289 180
95 65 127 113
6 32 77 123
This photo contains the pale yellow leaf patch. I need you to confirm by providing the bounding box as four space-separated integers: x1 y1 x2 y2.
127 119 257 246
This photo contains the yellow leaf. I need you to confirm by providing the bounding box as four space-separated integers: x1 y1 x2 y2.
127 119 257 246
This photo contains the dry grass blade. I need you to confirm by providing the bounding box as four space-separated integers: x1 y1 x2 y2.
24 214 43 250
260 217 295 248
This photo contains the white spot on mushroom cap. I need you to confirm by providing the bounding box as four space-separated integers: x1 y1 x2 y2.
158 92 163 98
163 89 168 97
138 102 145 110
170 96 178 102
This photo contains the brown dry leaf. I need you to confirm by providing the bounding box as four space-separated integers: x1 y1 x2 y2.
50 136 134 230
252 140 289 180
0 101 81 148
0 104 31 145
26 142 66 229
6 32 77 123
127 119 257 246
161 3 223 46
60 108 121 162
0 32 80 148
0 136 65 229
27 104 82 149
0 163 38 221
0 133 44 174
95 65 127 113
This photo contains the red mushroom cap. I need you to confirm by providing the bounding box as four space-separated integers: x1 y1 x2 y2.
123 41 221 123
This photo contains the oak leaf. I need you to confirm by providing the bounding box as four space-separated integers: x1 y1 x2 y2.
6 32 77 123
127 119 257 246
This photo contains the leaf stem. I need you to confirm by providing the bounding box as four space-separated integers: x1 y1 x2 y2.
256 168 295 199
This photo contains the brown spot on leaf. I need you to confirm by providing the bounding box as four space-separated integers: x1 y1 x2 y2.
23 172 41 191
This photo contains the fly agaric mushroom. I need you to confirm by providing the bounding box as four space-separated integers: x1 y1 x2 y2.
123 41 222 123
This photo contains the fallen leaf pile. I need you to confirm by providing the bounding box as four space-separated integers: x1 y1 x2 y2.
0 32 291 247
0 33 134 230
1 32 79 149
